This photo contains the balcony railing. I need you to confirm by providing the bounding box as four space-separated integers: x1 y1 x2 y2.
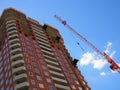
13 73 27 82
12 66 26 74
11 53 23 60
9 38 20 44
55 83 70 90
45 59 59 66
6 20 16 24
10 48 22 54
50 70 64 77
12 59 24 67
14 81 29 90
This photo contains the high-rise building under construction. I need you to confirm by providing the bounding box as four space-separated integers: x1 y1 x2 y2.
0 8 90 90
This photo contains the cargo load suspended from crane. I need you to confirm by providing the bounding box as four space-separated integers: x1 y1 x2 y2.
54 15 120 73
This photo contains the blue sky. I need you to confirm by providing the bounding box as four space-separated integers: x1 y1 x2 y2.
0 0 120 90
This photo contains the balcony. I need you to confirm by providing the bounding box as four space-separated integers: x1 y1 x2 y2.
45 59 59 66
6 23 16 28
37 37 48 44
8 34 18 40
11 53 23 60
9 43 20 48
9 38 20 44
13 73 27 82
43 54 56 61
12 59 24 67
50 70 64 77
31 24 43 31
41 49 54 56
15 81 29 90
10 48 22 54
7 26 17 31
47 64 61 71
34 30 45 36
52 77 67 83
12 66 26 74
55 84 70 90
39 44 52 51
8 29 18 34
6 20 16 24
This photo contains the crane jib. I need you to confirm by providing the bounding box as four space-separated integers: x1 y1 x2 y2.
54 15 120 73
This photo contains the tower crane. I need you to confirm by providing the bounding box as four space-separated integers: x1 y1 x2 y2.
54 15 120 73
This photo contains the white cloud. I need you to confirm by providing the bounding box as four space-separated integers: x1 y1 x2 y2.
104 42 112 54
110 51 116 58
93 59 107 70
80 52 107 70
100 72 106 76
80 52 94 66
79 42 116 71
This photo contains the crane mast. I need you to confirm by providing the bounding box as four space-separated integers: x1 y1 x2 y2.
54 15 120 73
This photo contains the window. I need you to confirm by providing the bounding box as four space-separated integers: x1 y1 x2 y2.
39 83 44 88
75 80 79 85
68 78 72 83
4 54 7 60
30 51 34 55
35 45 39 48
36 49 41 53
33 88 37 90
4 60 7 65
59 62 63 65
6 78 9 85
31 80 35 85
34 68 40 73
44 71 49 76
1 86 4 90
57 56 60 60
72 74 76 78
5 72 9 77
31 57 36 61
39 59 44 63
46 78 51 83
42 65 46 69
78 87 82 90
0 62 2 67
5 65 8 71
0 57 2 61
27 65 31 69
71 85 76 89
83 81 86 85
9 72 11 77
10 86 13 90
10 78 13 84
29 72 33 76
65 72 68 77
23 47 27 51
33 63 38 67
0 79 3 85
6 86 9 90
36 75 42 80
8 64 10 70
38 54 42 58
50 86 54 90
62 66 66 71
0 73 3 79
6 53 9 58
27 42 31 45
0 67 3 73
26 58 29 62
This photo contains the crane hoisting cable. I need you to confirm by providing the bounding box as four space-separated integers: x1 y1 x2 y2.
54 15 120 73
